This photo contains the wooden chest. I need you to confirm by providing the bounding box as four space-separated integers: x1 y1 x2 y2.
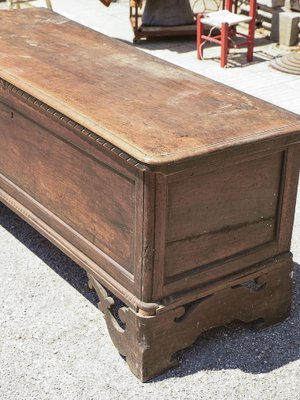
0 9 299 381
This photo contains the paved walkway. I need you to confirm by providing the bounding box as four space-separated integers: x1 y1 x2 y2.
0 2 299 400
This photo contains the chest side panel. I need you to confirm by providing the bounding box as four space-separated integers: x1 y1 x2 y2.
166 152 283 277
152 144 300 302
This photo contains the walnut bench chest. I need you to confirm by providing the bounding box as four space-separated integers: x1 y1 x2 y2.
0 9 299 382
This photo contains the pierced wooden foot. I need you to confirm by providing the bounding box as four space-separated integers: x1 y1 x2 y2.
88 260 293 382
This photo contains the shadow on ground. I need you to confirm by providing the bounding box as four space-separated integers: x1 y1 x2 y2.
207 50 282 68
159 261 300 380
117 35 280 69
119 35 274 55
0 202 99 307
1 202 299 381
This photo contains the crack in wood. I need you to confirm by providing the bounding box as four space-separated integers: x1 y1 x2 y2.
167 216 275 246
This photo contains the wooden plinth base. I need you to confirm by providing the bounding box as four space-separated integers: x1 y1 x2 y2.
88 255 293 382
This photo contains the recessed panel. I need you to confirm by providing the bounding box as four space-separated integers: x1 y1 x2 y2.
165 153 283 278
0 102 135 273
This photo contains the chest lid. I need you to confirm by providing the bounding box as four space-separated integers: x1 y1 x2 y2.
0 9 299 165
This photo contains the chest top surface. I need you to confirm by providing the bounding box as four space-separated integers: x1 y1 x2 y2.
0 9 299 165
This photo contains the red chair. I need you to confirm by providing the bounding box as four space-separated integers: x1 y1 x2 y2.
197 0 256 68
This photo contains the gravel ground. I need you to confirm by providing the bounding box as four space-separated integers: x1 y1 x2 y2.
0 184 299 400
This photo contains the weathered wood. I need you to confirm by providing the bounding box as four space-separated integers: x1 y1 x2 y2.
165 152 282 277
0 9 299 381
0 9 300 164
0 101 136 271
88 254 293 381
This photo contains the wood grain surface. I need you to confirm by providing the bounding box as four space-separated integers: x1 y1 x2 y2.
165 152 282 277
0 9 300 165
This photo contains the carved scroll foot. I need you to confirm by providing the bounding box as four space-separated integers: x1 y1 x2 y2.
87 274 179 381
87 258 293 381
249 268 293 330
